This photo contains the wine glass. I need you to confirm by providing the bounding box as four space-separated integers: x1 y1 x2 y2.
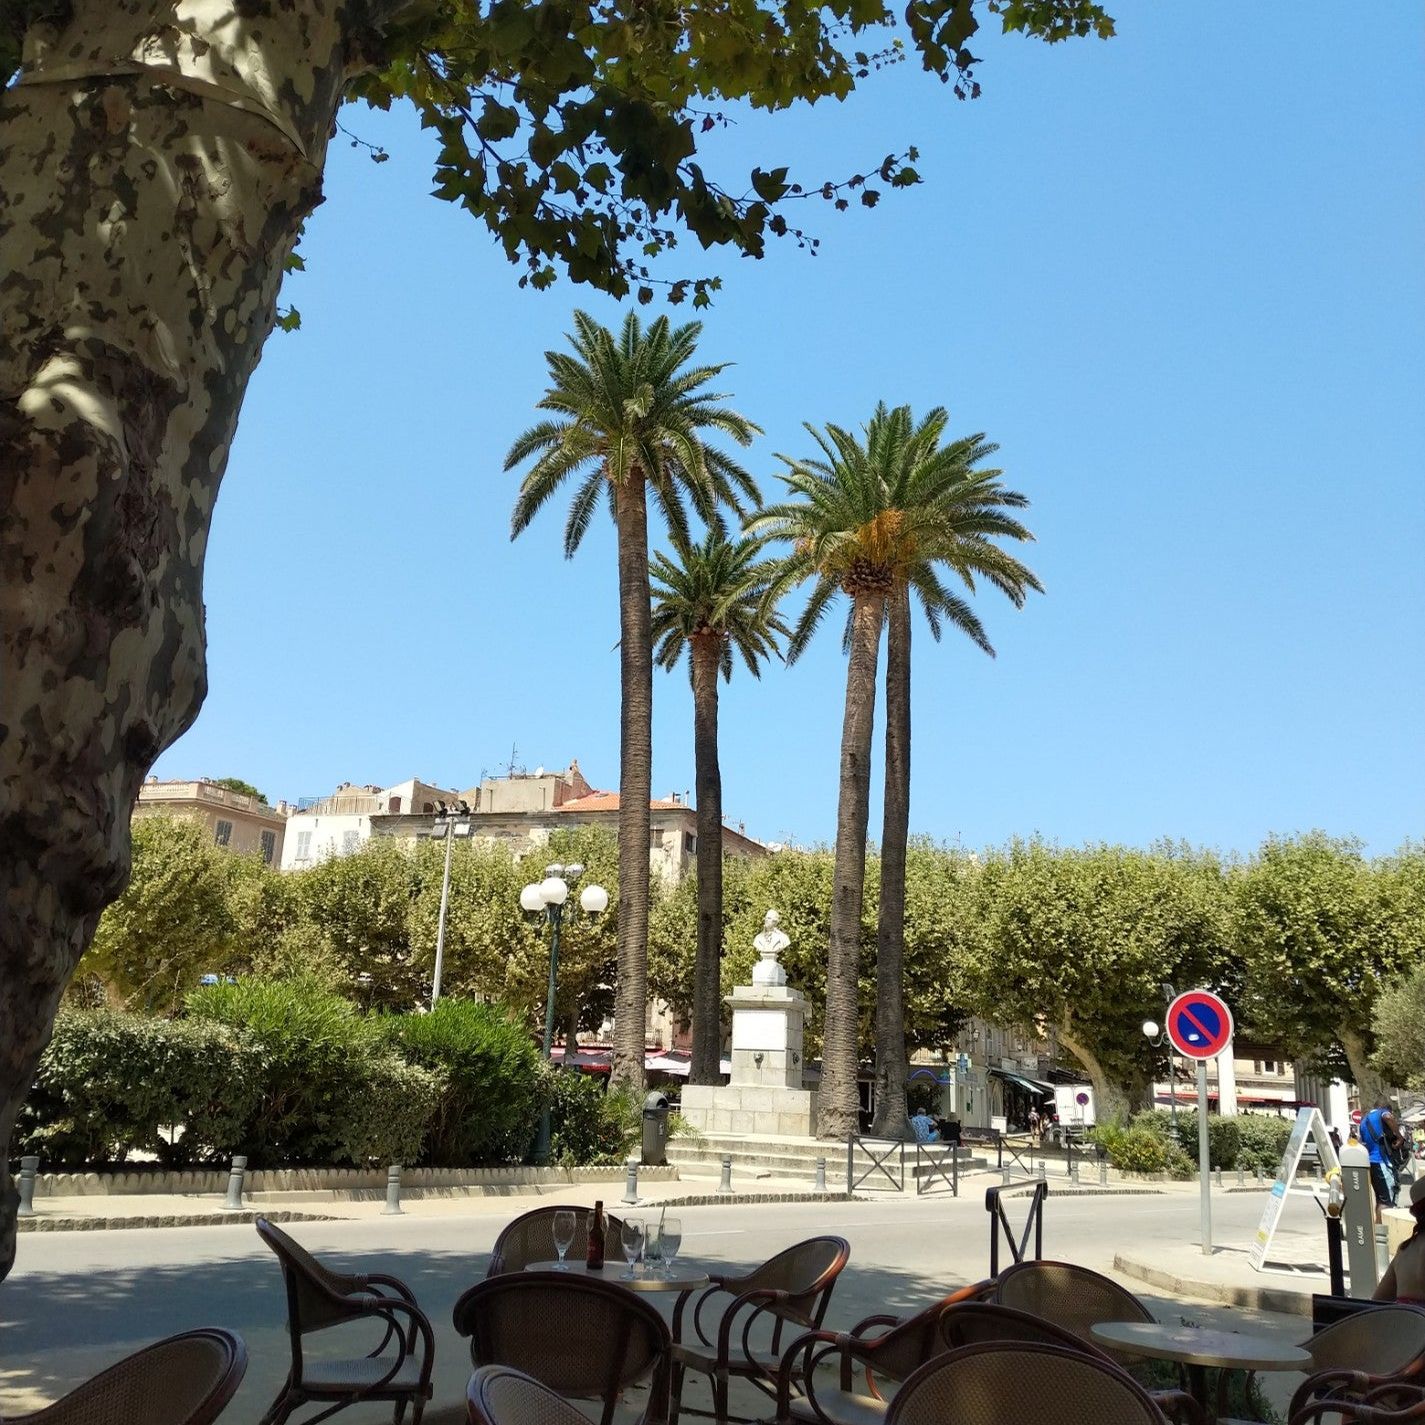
552 1210 577 1270
620 1218 645 1280
643 1220 664 1278
659 1217 682 1278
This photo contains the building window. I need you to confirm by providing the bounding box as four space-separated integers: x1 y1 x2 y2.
342 830 361 854
389 795 402 813
214 819 233 847
684 832 696 855
260 829 276 864
1263 1059 1276 1074
295 830 313 860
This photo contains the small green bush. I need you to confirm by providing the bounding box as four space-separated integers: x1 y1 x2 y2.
1235 1114 1295 1174
549 1073 638 1166
186 976 390 1164
386 999 547 1164
1091 1124 1193 1177
16 1011 260 1168
1177 1111 1242 1170
331 1056 445 1166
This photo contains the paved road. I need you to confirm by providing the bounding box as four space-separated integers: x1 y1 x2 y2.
0 1184 1328 1423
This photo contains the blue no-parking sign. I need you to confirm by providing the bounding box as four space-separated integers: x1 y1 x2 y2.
1166 989 1234 1060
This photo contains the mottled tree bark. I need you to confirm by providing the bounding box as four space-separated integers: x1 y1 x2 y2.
1340 1027 1387 1112
817 591 883 1140
1057 1023 1132 1122
610 476 651 1095
0 0 404 1281
688 634 723 1085
870 588 910 1137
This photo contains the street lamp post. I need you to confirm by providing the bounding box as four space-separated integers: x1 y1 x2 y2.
423 807 475 1008
1142 981 1180 1140
522 862 609 1165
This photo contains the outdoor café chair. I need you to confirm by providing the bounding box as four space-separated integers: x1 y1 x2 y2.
256 1217 435 1425
466 1364 594 1425
1288 1306 1425 1421
485 1205 628 1277
993 1260 1157 1362
885 1341 1172 1425
770 1282 996 1425
671 1235 851 1425
4 1328 247 1425
452 1270 673 1425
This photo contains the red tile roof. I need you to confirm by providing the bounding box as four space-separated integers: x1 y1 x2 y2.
558 792 682 812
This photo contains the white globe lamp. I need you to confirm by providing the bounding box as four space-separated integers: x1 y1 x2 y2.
580 883 609 915
520 883 546 913
540 876 569 907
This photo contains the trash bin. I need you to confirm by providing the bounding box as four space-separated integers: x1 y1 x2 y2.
642 1091 670 1166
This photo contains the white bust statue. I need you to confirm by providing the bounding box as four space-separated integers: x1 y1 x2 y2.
752 909 790 987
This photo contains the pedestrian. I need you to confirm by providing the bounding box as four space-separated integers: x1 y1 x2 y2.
909 1109 940 1144
1361 1098 1407 1225
1375 1177 1425 1305
1328 1126 1342 1154
1028 1106 1042 1144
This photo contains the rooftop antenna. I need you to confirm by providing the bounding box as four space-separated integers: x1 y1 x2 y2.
505 743 520 778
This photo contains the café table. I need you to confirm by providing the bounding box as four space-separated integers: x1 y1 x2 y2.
524 1259 711 1294
1090 1321 1311 1424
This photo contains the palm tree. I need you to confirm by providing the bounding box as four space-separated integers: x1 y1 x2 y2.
749 413 912 1138
863 407 1041 1137
506 311 760 1093
651 532 789 1084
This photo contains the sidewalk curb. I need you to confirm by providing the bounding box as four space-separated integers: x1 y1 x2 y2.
1114 1252 1316 1317
18 1208 334 1233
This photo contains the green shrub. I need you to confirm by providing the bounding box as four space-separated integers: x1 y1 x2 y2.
1090 1123 1193 1177
386 999 547 1164
331 1056 445 1166
1177 1111 1242 1170
1129 1108 1180 1143
15 1011 260 1168
548 1073 638 1166
1235 1114 1295 1173
185 976 386 1164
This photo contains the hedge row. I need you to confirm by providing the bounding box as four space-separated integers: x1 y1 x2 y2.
17 981 553 1170
1091 1109 1295 1176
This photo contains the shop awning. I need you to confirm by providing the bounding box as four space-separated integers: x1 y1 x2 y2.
988 1067 1055 1097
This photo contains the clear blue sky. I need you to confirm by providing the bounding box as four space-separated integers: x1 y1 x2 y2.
154 3 1425 858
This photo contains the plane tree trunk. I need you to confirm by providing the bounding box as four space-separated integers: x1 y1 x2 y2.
0 0 403 1281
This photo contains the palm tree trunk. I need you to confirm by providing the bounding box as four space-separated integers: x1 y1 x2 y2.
610 476 652 1095
689 636 724 1085
817 591 885 1140
871 587 911 1137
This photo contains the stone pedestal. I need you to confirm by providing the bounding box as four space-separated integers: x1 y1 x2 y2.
680 981 817 1137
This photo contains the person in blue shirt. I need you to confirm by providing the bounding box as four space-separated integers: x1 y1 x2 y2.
1361 1098 1404 1223
909 1111 940 1143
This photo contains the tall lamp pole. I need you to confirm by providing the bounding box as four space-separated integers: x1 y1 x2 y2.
522 862 609 1165
423 806 474 1008
1142 981 1180 1140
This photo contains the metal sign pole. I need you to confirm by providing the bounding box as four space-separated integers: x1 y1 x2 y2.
1197 1060 1212 1255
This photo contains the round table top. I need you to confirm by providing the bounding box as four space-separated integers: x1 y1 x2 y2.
523 1260 710 1293
1090 1322 1312 1371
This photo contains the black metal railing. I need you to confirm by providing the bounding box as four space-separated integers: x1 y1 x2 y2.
847 1136 905 1193
915 1141 959 1196
985 1179 1048 1276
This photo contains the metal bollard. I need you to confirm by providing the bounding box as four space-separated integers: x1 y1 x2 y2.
814 1157 827 1193
1038 1158 1047 1181
222 1155 247 1211
1215 1167 1223 1188
622 1160 640 1205
17 1156 39 1218
1001 1162 1011 1185
1237 1164 1245 1187
1099 1159 1108 1187
1069 1157 1079 1184
716 1155 734 1195
382 1164 404 1215
1254 1166 1263 1185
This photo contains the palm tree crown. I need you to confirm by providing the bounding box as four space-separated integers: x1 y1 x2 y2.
506 310 762 551
650 532 790 683
754 401 1042 659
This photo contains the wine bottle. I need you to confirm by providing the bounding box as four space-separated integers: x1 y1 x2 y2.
586 1200 606 1269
